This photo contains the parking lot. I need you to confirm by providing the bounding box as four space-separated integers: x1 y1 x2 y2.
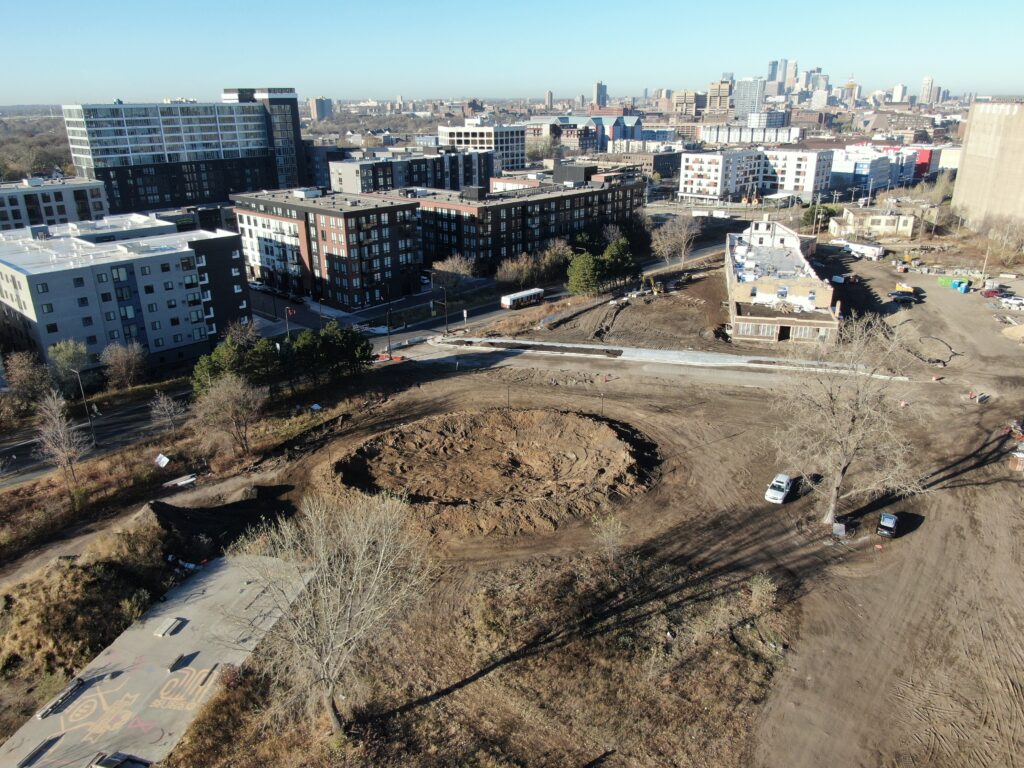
0 557 296 768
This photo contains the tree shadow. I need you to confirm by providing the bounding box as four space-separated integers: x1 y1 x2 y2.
354 503 832 730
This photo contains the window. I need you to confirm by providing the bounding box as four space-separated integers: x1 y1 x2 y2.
189 309 203 323
147 303 157 312
115 286 131 301
82 316 93 327
35 282 48 294
119 305 135 319
40 303 53 313
78 296 89 307
151 320 162 330
108 330 120 340
170 317 180 326
173 333 183 343
86 335 97 345
140 266 151 276
163 281 174 290
111 267 128 282
45 323 58 333
154 338 164 348
160 263 171 272
233 285 242 293
166 299 177 309
73 277 85 288
101 292 112 302
180 257 194 271
231 267 241 277
144 285 154 294
97 273 108 283
193 327 207 340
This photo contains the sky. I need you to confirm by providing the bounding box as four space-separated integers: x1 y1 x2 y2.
1 0 1019 104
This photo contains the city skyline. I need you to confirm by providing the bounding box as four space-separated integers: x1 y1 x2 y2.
1 0 1019 104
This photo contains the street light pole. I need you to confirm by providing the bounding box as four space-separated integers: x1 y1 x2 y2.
386 307 393 360
70 368 97 446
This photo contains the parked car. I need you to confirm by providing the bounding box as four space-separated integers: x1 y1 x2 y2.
248 281 266 291
981 288 1002 299
890 293 917 305
287 294 305 305
764 473 793 504
877 512 899 538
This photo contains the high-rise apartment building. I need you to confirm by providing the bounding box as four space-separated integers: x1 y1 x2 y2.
0 214 248 366
593 81 608 108
64 87 307 214
678 148 831 201
309 97 333 122
671 90 706 117
544 90 554 110
232 188 421 309
0 177 108 232
920 76 935 105
223 88 308 190
733 78 766 120
892 84 908 103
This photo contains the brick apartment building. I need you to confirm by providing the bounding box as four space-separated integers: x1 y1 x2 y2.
231 189 421 311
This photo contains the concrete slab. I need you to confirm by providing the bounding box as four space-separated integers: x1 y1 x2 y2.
0 557 295 768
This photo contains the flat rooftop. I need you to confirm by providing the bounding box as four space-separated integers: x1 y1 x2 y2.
231 188 416 213
375 180 639 208
0 227 235 276
0 177 103 190
0 557 299 768
727 233 817 280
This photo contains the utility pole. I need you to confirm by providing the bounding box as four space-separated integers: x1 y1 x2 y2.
70 368 97 446
981 245 991 285
385 307 392 360
285 307 292 341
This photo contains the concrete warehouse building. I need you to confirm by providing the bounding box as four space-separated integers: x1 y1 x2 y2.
724 219 838 343
0 214 249 367
951 100 1024 227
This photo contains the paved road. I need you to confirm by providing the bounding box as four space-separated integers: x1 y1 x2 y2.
0 557 300 768
0 392 189 491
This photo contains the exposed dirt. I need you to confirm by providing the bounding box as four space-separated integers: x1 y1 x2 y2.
513 266 734 352
336 408 658 539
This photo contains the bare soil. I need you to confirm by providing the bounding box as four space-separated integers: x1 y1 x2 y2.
335 408 657 539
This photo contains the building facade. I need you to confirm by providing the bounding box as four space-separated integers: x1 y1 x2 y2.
0 177 108 232
0 215 248 367
828 206 918 239
733 78 766 120
329 150 494 195
593 81 608 108
438 123 527 170
725 219 837 343
232 189 421 310
388 179 644 270
951 101 1024 227
64 88 306 214
309 97 333 122
699 124 803 145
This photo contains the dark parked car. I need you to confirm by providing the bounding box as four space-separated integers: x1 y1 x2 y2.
877 512 899 538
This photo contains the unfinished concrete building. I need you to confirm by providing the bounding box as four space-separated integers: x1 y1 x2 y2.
725 219 838 342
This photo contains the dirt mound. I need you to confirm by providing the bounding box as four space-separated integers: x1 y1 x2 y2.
336 409 657 538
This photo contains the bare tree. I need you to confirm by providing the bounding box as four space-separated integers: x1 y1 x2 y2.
770 314 923 525
36 389 90 506
100 341 146 390
431 254 475 289
150 390 187 430
230 491 430 734
189 373 266 455
3 351 51 412
652 215 701 265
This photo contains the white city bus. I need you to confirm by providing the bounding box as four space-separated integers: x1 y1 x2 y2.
500 288 545 310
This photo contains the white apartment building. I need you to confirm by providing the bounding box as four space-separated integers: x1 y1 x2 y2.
438 123 526 171
0 215 249 367
762 149 834 197
679 148 832 201
699 124 803 145
678 149 763 201
0 177 108 231
63 101 270 171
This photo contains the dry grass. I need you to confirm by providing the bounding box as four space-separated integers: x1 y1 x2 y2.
484 297 578 337
164 552 793 767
